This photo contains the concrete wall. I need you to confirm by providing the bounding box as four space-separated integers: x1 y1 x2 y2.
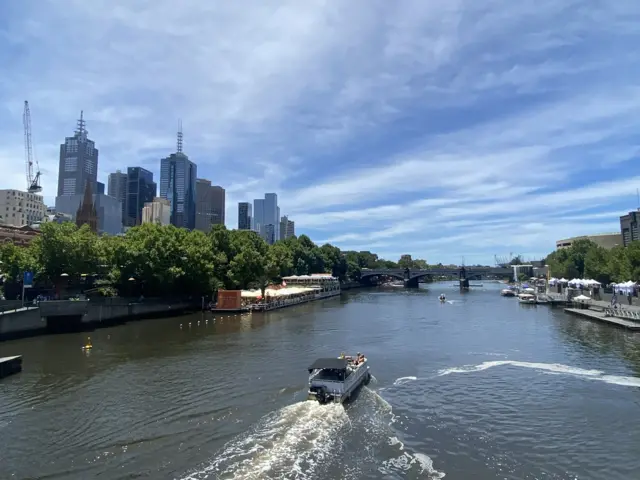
0 298 198 340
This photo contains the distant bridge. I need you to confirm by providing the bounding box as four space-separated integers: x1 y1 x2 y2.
360 266 513 287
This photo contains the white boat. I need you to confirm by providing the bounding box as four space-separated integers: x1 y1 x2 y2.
307 354 371 404
501 289 516 297
439 294 446 302
518 293 537 304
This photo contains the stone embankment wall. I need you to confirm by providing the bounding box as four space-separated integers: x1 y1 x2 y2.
0 298 198 340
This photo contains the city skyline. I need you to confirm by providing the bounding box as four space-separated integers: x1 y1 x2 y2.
1 2 640 263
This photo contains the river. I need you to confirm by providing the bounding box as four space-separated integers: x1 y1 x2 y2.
1 282 640 479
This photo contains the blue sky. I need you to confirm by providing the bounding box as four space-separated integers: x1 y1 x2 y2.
1 0 640 265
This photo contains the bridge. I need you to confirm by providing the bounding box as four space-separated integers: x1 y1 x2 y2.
360 266 513 288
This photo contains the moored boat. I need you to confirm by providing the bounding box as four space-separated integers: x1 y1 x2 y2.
307 353 371 404
518 293 537 304
501 288 516 297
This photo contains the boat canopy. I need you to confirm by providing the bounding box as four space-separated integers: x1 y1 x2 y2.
308 357 349 373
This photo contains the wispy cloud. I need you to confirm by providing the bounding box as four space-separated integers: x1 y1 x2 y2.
1 0 639 264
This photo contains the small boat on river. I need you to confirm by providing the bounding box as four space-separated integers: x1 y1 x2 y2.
501 288 516 297
439 293 446 302
518 293 537 305
307 353 371 404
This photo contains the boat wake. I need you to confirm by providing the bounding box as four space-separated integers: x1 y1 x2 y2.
438 360 640 388
181 387 445 479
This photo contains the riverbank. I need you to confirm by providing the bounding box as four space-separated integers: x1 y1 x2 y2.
0 298 200 341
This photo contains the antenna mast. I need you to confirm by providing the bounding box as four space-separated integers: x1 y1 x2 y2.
23 101 42 194
176 119 183 153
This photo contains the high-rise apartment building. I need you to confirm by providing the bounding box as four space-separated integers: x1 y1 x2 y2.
125 167 156 227
279 215 295 240
159 130 197 230
108 170 127 224
238 202 252 230
57 111 99 197
0 189 47 226
620 210 640 246
195 179 226 232
142 197 171 225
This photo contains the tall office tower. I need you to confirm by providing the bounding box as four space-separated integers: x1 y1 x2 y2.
253 198 264 234
238 202 252 230
264 193 279 240
57 111 99 196
159 126 197 230
280 215 295 240
195 179 226 232
125 167 156 227
96 182 105 194
108 170 127 225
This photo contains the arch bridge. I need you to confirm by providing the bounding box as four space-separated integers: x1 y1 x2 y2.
360 266 513 288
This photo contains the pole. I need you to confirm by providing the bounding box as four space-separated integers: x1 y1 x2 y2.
21 282 25 308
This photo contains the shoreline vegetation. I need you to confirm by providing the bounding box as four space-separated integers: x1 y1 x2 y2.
546 238 640 284
0 222 437 300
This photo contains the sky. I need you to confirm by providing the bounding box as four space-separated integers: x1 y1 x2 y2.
1 0 640 265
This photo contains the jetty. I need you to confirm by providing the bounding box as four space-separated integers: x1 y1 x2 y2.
0 355 23 379
564 308 640 331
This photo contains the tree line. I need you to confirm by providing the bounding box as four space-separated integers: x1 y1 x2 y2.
546 238 640 284
0 222 429 298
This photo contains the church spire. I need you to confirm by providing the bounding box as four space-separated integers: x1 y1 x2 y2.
76 180 97 232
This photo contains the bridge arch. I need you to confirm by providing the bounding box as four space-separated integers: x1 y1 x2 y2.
360 271 405 282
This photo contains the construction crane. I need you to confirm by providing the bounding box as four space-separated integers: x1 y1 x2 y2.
23 100 42 194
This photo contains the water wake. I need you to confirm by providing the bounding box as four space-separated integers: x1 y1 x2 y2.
438 360 640 388
181 387 446 479
181 401 347 479
393 376 418 386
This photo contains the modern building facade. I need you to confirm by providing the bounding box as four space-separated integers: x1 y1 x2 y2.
57 111 99 197
107 170 127 224
195 179 225 232
252 193 280 241
238 202 252 230
556 232 622 250
0 189 47 226
264 224 276 245
620 210 640 247
253 198 264 234
279 215 295 240
142 197 171 225
160 152 197 230
126 167 156 227
96 182 105 195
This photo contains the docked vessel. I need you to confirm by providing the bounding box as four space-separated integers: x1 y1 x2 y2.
307 353 371 404
251 274 341 312
501 288 516 297
518 293 537 304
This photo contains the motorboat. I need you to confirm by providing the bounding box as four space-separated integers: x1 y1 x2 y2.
439 294 446 302
307 354 371 404
518 293 537 304
501 288 516 297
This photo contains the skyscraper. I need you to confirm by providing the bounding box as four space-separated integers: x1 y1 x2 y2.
108 170 127 225
125 167 157 227
195 179 226 232
264 193 279 241
238 202 252 230
159 127 197 230
57 111 99 196
253 198 264 234
280 215 295 240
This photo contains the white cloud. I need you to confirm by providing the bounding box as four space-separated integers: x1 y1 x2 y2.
1 0 639 264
